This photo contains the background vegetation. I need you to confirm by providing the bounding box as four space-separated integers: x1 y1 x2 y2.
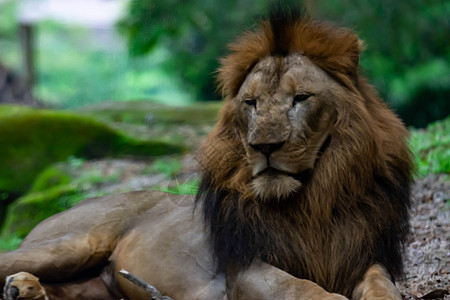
0 1 191 108
1 0 448 126
119 0 450 127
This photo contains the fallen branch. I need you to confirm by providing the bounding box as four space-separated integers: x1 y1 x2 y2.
119 269 174 300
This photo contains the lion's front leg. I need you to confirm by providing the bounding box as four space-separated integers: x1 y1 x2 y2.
352 264 401 300
227 262 348 300
3 272 48 300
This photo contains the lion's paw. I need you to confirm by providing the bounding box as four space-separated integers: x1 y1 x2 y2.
3 272 48 300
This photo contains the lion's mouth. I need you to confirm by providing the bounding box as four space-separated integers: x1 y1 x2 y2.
253 135 331 182
260 167 295 176
257 167 311 182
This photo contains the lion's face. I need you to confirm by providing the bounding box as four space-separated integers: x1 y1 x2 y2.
235 54 339 200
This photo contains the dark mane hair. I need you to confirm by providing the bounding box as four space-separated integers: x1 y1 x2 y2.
195 13 412 297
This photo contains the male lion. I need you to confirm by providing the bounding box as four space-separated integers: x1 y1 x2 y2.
1 12 412 300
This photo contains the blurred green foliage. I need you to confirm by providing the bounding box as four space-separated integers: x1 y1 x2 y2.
35 21 192 107
1 0 447 126
0 0 192 107
0 0 21 71
117 0 292 101
318 0 450 128
0 0 16 40
119 0 449 127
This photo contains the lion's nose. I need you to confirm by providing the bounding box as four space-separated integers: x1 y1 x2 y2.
250 142 285 156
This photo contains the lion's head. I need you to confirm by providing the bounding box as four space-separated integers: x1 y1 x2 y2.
196 12 412 297
228 53 340 200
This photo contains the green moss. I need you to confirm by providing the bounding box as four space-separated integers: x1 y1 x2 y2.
0 184 78 238
0 160 123 243
0 105 185 194
0 234 23 252
0 105 33 117
29 167 72 193
77 101 222 126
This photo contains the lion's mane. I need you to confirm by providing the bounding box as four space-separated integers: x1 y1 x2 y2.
195 12 413 297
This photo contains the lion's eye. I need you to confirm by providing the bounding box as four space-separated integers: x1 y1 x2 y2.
244 99 257 107
293 94 311 106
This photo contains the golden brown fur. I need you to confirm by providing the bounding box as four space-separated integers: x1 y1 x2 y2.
196 12 412 297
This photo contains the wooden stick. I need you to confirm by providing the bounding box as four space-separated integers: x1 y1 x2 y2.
119 269 173 300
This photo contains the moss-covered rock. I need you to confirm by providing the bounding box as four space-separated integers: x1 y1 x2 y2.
28 166 72 193
76 101 222 126
0 105 185 195
0 160 125 242
0 183 78 239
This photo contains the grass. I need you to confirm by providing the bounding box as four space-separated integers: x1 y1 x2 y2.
409 116 450 177
152 178 200 196
0 234 22 252
143 157 183 178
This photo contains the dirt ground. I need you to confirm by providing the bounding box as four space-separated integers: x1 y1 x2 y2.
398 174 449 300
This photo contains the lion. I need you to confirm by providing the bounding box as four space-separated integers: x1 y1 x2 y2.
1 11 412 300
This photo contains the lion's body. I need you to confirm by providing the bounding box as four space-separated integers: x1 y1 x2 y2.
1 192 226 300
1 12 412 300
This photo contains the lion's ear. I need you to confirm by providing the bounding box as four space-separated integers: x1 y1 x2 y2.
321 36 363 84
